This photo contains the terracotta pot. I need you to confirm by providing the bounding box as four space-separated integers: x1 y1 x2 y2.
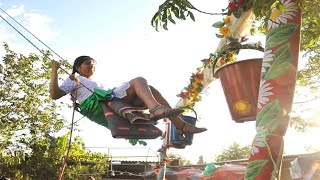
216 58 262 122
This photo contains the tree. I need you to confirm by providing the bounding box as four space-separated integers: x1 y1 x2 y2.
0 43 109 179
167 152 192 166
215 142 251 162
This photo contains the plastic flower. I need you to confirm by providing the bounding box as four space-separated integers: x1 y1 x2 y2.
262 49 275 73
195 73 204 80
224 16 231 24
237 0 246 7
228 2 236 12
267 0 298 30
180 92 189 99
195 78 202 83
250 126 269 155
192 81 199 89
219 26 230 36
258 80 274 109
192 92 199 99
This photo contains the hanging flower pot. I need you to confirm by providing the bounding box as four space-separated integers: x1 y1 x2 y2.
216 58 262 123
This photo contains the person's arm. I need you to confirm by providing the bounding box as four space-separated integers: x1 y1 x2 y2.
50 60 66 99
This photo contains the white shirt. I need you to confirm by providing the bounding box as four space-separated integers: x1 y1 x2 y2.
60 75 130 103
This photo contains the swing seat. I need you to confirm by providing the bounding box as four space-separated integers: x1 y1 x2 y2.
169 115 196 147
100 99 162 139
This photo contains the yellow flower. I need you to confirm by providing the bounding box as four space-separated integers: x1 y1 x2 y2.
229 51 235 58
195 77 202 83
219 26 230 36
224 16 231 24
192 92 199 99
192 82 199 89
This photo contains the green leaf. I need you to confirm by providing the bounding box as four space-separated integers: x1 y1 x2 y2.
212 21 225 28
163 22 168 30
263 43 293 80
233 9 242 18
266 23 298 49
180 10 186 20
171 6 179 18
168 16 176 24
189 11 195 21
256 99 282 132
245 159 269 180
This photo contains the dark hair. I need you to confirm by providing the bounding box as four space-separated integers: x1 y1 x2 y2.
72 55 94 74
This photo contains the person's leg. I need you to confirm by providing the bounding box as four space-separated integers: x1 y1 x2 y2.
149 86 207 134
121 77 206 134
120 77 160 110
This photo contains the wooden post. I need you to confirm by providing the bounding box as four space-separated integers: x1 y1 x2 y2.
245 0 302 179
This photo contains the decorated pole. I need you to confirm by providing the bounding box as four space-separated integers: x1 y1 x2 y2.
245 0 302 179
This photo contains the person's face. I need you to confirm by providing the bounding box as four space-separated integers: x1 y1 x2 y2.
76 59 95 78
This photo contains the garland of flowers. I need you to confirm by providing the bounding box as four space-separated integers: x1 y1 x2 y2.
177 49 237 109
177 0 266 109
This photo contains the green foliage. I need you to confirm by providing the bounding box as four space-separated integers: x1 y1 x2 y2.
63 136 110 179
0 43 109 179
151 0 195 31
215 142 251 162
0 42 66 151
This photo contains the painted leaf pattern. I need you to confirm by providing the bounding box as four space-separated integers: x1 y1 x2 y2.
245 159 269 180
266 23 298 49
256 99 282 133
263 43 293 80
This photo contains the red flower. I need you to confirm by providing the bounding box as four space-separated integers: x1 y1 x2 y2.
237 0 245 7
180 92 189 99
195 73 204 80
220 58 225 63
228 2 236 12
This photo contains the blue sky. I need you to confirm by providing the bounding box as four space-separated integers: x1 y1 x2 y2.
1 0 319 164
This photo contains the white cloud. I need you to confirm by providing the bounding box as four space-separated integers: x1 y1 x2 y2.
23 12 60 42
0 4 60 55
6 5 25 17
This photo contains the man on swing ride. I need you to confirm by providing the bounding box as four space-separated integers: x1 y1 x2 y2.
50 55 207 135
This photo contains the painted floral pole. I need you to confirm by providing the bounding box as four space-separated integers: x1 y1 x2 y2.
245 0 302 179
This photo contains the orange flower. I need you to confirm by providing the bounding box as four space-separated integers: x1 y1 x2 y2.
192 82 199 89
224 16 231 24
195 77 202 83
219 26 230 36
192 92 199 99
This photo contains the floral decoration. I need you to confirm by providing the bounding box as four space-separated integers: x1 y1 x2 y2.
177 49 237 109
257 80 274 109
267 0 299 30
155 156 171 175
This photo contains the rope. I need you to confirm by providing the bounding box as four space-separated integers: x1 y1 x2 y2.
0 7 68 66
0 8 90 179
0 7 94 94
58 81 79 180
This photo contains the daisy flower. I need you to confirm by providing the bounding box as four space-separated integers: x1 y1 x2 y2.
267 0 298 30
250 126 269 155
262 49 275 74
258 80 274 109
